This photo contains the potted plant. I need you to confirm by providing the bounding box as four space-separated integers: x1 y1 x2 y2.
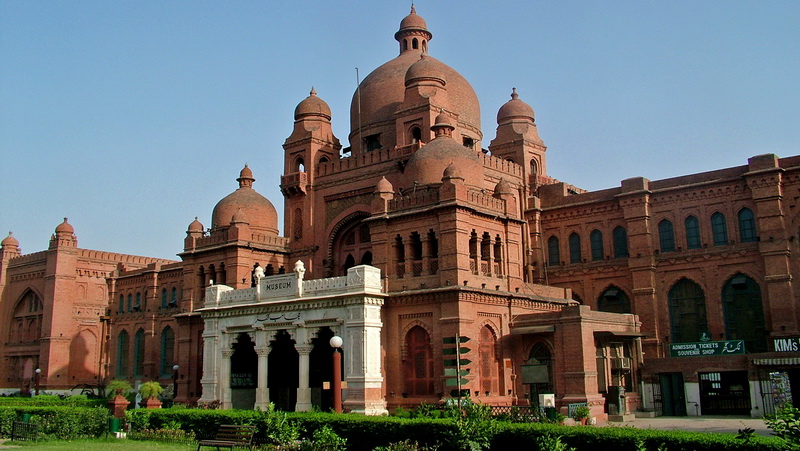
572 405 591 425
139 381 164 409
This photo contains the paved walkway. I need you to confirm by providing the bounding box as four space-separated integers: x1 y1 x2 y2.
604 416 773 436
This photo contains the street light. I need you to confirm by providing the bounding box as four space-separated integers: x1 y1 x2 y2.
172 364 180 400
329 336 343 413
34 368 41 396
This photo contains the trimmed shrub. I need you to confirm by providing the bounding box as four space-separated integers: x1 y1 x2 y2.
0 406 110 439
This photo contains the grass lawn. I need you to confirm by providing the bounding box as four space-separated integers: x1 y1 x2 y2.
8 438 196 450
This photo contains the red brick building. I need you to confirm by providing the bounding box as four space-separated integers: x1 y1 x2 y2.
1 8 796 418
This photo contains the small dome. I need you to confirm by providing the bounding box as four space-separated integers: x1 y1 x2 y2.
442 162 462 179
405 137 483 186
497 88 535 124
55 218 74 235
1 232 19 248
494 178 514 196
433 111 455 130
294 88 332 121
231 208 249 224
211 166 279 235
188 217 204 232
398 5 428 33
376 176 394 194
404 54 445 86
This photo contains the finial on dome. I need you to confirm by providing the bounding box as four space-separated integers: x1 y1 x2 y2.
237 164 255 188
511 87 519 100
310 87 317 96
410 3 416 14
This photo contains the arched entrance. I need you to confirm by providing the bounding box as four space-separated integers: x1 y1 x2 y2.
268 330 299 411
309 327 336 411
230 333 257 409
525 342 553 406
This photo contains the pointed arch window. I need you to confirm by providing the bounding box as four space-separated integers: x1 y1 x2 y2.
395 235 406 278
668 279 708 343
479 326 501 395
590 230 604 261
161 289 168 309
133 329 145 377
722 274 767 352
547 236 560 266
119 295 125 313
711 212 728 246
9 291 42 345
160 326 175 377
598 286 631 314
127 294 132 313
527 343 553 396
568 233 581 263
738 208 757 243
116 331 129 377
685 216 701 249
612 226 629 258
404 326 434 396
658 219 675 253
171 287 178 306
134 292 141 311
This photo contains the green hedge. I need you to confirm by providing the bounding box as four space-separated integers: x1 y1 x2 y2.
129 408 789 451
0 395 107 408
0 406 110 439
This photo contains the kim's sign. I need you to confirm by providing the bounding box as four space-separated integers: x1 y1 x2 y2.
773 337 800 352
669 340 745 357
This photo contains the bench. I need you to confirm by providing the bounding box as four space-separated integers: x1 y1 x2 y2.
197 424 256 451
11 421 39 441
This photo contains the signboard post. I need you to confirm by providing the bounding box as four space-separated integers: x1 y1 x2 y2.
443 335 471 405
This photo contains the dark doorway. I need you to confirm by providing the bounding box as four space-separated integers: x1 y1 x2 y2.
309 327 336 411
659 372 687 416
268 330 299 411
230 333 257 409
699 371 751 415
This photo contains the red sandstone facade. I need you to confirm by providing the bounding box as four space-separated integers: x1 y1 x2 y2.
1 8 795 418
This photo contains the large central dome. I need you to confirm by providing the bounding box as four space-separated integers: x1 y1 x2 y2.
348 7 481 148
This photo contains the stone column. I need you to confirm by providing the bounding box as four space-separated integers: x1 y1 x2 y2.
198 322 219 403
422 235 431 275
254 346 270 409
220 350 234 409
296 345 314 412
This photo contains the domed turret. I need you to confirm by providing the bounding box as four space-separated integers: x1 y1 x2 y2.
493 178 514 197
405 54 445 87
396 5 430 41
55 218 74 236
231 208 249 225
376 176 394 194
211 165 279 235
188 217 204 233
294 87 332 121
497 88 535 124
1 232 19 248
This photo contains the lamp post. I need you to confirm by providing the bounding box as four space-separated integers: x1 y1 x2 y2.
329 336 343 413
34 368 41 396
172 364 180 400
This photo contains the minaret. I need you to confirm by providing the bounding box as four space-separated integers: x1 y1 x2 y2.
394 5 432 55
489 88 547 189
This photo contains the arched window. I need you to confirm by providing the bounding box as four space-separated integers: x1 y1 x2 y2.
589 229 603 261
598 286 631 314
711 212 728 246
119 295 124 313
296 157 305 172
668 279 708 343
9 291 42 345
161 289 168 309
116 331 129 377
334 218 372 276
547 236 560 266
360 251 373 266
127 294 132 313
722 274 767 352
395 235 406 278
738 208 757 243
659 219 675 253
171 287 178 306
410 126 422 143
133 329 145 377
530 159 538 177
469 230 478 274
479 326 501 396
569 233 581 263
403 326 434 396
612 226 629 258
412 37 419 49
134 292 141 311
160 326 175 377
685 216 701 249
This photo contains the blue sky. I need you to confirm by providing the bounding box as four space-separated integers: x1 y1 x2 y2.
2 1 798 259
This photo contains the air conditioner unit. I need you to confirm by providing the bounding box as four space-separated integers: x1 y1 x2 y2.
611 357 632 370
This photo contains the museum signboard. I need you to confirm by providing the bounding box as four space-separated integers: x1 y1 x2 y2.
669 340 745 357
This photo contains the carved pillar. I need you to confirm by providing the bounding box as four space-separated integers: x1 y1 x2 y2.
220 349 234 409
198 322 219 403
296 345 314 412
422 236 431 276
254 346 270 409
